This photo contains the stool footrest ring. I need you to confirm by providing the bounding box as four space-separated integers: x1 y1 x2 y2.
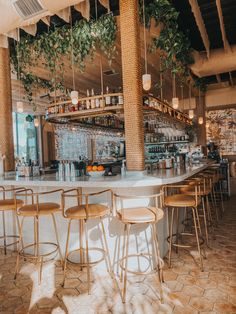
119 253 163 275
66 247 106 266
19 242 59 259
0 235 19 248
167 232 204 248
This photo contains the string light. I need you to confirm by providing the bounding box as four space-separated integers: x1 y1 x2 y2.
70 9 78 105
188 82 194 119
172 73 179 109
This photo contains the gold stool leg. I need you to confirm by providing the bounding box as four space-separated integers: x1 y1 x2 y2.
62 219 72 287
100 218 113 275
51 214 64 268
192 207 203 271
168 207 175 268
79 220 84 271
2 211 7 255
14 216 24 279
202 196 209 246
84 220 90 294
120 224 127 282
122 223 131 303
175 208 179 254
16 215 23 250
152 223 164 303
35 216 42 285
219 181 224 213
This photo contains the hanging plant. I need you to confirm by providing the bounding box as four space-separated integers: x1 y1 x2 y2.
140 0 206 91
10 13 117 107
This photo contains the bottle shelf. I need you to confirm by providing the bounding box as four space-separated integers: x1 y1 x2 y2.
145 140 189 145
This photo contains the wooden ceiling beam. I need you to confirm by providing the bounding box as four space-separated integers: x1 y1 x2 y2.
216 0 231 52
216 74 221 83
229 71 234 86
188 0 210 58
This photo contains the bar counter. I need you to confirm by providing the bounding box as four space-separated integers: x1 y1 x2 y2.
0 161 212 188
0 160 214 261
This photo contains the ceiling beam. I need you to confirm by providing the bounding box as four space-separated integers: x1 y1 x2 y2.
229 71 234 86
216 0 231 52
188 0 210 58
216 74 221 83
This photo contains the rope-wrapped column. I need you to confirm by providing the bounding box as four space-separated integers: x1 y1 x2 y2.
120 0 145 171
0 48 14 171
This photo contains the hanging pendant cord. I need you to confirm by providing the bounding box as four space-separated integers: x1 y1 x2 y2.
17 28 21 100
143 0 148 74
70 8 75 91
189 82 191 110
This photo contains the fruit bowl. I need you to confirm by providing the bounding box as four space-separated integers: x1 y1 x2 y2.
88 170 105 178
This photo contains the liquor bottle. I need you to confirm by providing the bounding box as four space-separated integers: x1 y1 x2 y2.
91 88 95 109
86 89 90 110
95 92 100 108
118 87 123 105
105 86 111 106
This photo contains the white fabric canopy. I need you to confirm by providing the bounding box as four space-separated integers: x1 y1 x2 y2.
0 0 110 47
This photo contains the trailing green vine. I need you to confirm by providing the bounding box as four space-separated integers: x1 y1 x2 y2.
140 0 207 91
10 13 117 107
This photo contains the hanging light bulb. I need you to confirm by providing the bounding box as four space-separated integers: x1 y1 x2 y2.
189 109 194 119
142 0 151 91
206 121 210 128
16 101 24 113
188 82 194 119
172 97 179 109
34 117 39 127
70 10 79 104
198 117 204 125
172 73 179 109
70 90 78 105
142 74 151 91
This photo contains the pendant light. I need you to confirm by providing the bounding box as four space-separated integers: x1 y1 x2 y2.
188 82 194 119
172 73 179 109
34 117 39 127
70 10 78 105
198 88 203 125
142 0 151 91
16 28 24 113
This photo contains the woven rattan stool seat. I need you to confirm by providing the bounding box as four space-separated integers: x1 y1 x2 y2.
18 202 60 216
65 204 109 219
0 199 23 211
117 207 164 224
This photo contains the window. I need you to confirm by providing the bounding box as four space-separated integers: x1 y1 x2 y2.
13 113 38 162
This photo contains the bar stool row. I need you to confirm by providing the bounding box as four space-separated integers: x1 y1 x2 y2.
0 165 226 303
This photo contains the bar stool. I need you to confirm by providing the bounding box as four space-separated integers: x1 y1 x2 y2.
0 187 25 254
61 188 113 294
180 176 212 245
163 184 204 271
113 192 164 303
14 188 63 284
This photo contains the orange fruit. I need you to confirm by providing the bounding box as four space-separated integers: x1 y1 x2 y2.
98 165 104 171
87 165 93 172
92 166 98 171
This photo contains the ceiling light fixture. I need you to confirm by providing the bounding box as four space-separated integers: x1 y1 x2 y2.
16 28 24 114
172 73 179 109
142 0 151 91
70 9 78 105
188 82 194 119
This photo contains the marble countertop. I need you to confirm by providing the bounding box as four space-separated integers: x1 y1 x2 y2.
0 161 214 188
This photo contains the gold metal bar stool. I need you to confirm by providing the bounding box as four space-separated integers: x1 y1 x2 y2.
61 188 113 294
0 186 25 254
163 184 204 271
14 188 64 284
113 192 164 303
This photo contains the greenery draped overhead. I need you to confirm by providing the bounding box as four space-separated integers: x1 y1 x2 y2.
140 0 207 92
11 13 117 105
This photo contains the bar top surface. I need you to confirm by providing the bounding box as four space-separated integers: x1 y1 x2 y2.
0 161 214 188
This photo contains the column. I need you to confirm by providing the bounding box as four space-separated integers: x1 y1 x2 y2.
0 48 14 171
119 0 145 171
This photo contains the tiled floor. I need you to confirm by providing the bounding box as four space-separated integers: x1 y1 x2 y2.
0 194 236 313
